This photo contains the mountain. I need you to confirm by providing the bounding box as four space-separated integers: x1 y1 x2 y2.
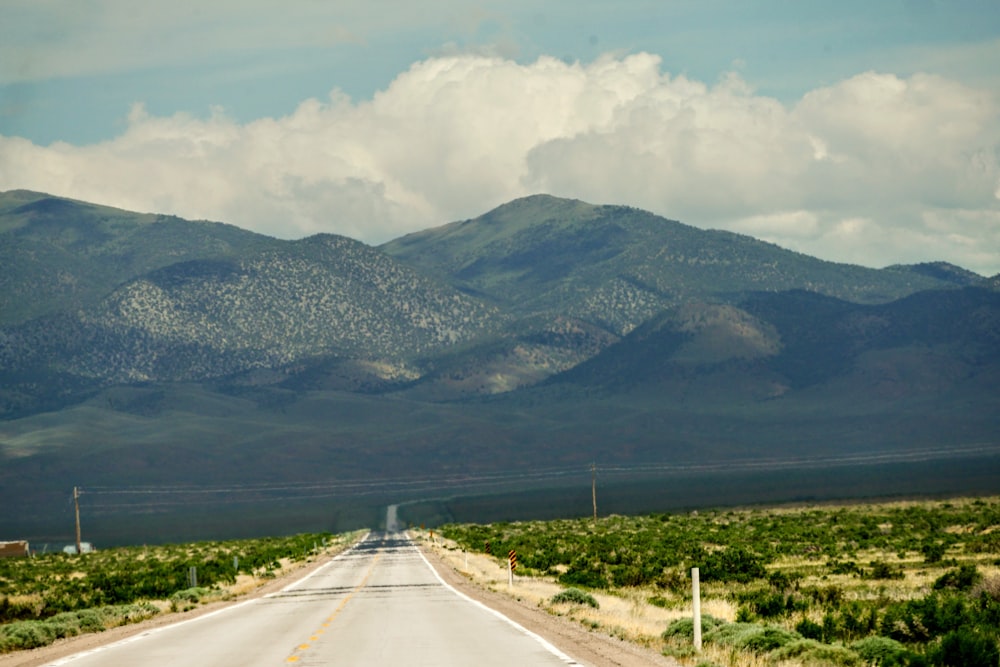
0 190 277 327
381 195 958 334
0 192 504 415
1 190 997 543
549 287 1000 401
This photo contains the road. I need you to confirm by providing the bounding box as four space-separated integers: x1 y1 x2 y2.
47 533 582 666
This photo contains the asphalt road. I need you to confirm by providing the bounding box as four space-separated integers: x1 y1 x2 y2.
46 533 582 666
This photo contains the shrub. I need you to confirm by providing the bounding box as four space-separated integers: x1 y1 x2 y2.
169 587 209 605
867 560 905 580
699 546 767 583
796 617 824 640
550 588 599 608
558 562 606 589
742 626 801 652
769 639 862 666
0 621 56 652
662 614 725 641
933 564 982 592
850 636 914 667
922 542 947 564
704 622 793 650
930 628 1000 667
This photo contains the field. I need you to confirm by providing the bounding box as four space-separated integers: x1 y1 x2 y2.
435 496 1000 666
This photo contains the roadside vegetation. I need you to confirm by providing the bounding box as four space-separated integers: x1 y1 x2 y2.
0 531 351 653
439 496 1000 666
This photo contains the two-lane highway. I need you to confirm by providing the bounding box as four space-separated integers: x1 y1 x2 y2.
48 533 581 666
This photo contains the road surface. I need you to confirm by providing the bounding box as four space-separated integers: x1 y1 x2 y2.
47 533 581 666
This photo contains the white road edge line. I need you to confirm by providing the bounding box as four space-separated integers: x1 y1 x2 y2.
43 533 371 665
412 537 585 666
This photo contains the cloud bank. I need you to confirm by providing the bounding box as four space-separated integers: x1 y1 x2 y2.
1 53 998 274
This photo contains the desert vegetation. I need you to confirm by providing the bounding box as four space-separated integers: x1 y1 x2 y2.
0 531 346 652
439 497 1000 666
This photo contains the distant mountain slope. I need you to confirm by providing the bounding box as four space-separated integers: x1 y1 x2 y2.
550 286 1000 404
2 190 992 418
381 195 963 335
884 261 988 287
0 234 502 406
0 190 275 326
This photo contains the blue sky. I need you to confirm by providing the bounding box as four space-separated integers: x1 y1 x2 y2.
2 0 999 274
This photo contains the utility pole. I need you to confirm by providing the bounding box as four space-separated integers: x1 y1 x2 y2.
73 486 82 555
591 463 597 523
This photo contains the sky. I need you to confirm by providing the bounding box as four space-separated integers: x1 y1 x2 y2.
1 1 999 276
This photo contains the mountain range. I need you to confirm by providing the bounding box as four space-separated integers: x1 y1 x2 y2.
1 190 997 542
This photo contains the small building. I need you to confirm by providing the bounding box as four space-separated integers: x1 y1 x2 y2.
0 541 29 558
63 542 95 554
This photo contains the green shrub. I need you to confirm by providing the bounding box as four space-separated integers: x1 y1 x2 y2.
703 621 797 650
850 636 914 666
796 617 824 640
933 564 982 592
169 587 209 604
0 620 57 652
930 628 1000 667
558 562 606 589
742 626 801 652
0 603 159 654
922 542 947 564
867 560 905 580
550 588 599 608
699 546 767 583
769 639 861 666
662 614 725 641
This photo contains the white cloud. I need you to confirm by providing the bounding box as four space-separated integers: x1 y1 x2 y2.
1 53 998 275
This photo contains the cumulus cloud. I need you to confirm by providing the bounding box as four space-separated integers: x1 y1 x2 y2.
1 52 998 274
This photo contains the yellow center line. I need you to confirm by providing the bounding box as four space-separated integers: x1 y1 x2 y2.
285 553 381 663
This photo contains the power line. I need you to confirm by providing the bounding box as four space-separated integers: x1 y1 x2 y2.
70 442 1000 514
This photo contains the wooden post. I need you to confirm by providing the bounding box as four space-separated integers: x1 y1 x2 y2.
692 567 702 651
73 487 82 555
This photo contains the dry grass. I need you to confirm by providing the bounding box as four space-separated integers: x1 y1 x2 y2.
426 535 688 650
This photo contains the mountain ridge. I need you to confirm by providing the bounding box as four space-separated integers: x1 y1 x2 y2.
1 190 997 541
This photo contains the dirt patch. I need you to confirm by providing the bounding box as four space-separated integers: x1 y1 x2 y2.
417 535 681 667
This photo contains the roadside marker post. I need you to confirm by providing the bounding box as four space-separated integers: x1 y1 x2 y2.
692 567 702 651
508 550 517 588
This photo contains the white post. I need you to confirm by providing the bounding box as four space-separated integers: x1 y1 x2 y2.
692 567 702 651
508 557 513 588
